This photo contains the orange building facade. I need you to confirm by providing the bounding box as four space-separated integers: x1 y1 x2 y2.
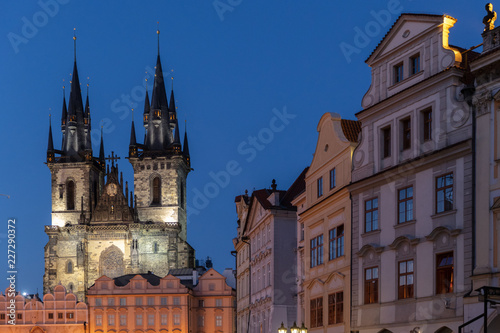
0 285 88 332
87 268 236 333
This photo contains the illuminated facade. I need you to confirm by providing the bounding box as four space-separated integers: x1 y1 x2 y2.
293 113 360 332
87 269 236 333
44 37 194 301
0 285 88 332
349 14 476 333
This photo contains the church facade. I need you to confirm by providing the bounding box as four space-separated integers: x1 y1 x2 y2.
44 37 194 301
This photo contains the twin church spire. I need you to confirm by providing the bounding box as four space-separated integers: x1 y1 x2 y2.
47 29 190 167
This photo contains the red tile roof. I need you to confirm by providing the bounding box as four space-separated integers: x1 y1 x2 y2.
341 119 361 142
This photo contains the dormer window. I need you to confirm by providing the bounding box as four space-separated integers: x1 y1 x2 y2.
394 62 404 83
410 53 420 75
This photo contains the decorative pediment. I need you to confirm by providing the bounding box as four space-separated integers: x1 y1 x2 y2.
425 226 461 241
388 235 420 250
357 243 384 257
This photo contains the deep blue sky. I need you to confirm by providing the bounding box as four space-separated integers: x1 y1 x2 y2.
0 1 487 294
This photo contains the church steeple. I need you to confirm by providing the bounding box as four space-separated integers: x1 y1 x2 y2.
61 87 67 131
99 127 105 166
183 123 190 167
47 115 55 163
129 111 138 158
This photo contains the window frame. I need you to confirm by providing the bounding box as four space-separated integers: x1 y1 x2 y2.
310 234 324 268
436 252 454 294
364 266 379 304
398 186 414 224
398 259 414 299
394 62 404 83
310 297 323 328
317 177 323 198
410 53 420 75
364 198 379 233
422 108 432 142
401 117 411 150
329 225 344 260
330 168 336 190
382 127 391 158
436 173 454 214
328 291 344 325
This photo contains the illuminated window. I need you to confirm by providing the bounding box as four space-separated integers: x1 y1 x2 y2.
174 314 180 325
310 297 323 328
328 291 343 325
436 252 454 294
398 260 414 299
215 315 222 327
96 314 102 326
108 314 115 326
364 267 379 304
161 314 167 325
365 198 379 232
398 186 414 223
436 174 453 213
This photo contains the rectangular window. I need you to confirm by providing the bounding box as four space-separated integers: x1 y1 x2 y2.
410 54 420 75
108 314 115 326
120 314 127 326
96 314 102 326
436 252 454 294
199 299 204 307
174 314 180 325
216 298 222 307
161 314 167 325
148 314 154 326
317 177 323 197
423 109 432 142
329 225 344 260
398 186 414 223
436 173 454 213
310 297 323 328
364 267 379 304
147 297 154 306
310 235 324 268
173 297 180 306
136 314 143 326
119 297 126 306
398 259 414 299
216 315 223 327
199 315 205 327
160 297 167 306
365 198 379 232
95 298 102 306
328 291 344 325
0 314 5 320
383 127 391 158
48 313 54 319
107 298 115 306
300 223 304 241
402 118 411 150
394 62 404 83
136 297 143 306
17 314 22 320
67 312 74 319
58 313 63 319
330 168 336 189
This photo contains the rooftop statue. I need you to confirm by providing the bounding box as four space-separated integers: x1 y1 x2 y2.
483 3 497 31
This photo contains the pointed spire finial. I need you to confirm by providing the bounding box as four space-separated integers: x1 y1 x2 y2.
157 21 160 56
73 28 77 61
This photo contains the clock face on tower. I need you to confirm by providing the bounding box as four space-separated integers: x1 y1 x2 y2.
107 183 117 196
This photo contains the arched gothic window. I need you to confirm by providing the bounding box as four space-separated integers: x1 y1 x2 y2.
152 176 161 205
67 180 75 210
66 261 73 274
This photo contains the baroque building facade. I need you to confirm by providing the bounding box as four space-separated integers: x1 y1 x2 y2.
44 37 194 301
233 179 303 333
349 13 476 333
293 113 360 333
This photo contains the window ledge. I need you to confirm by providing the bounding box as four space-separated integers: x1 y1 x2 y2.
388 70 424 90
328 255 346 262
431 209 457 219
361 230 381 238
394 220 416 229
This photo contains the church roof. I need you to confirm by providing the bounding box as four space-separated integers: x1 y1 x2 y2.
113 272 161 287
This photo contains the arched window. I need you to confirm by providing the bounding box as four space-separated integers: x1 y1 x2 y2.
152 176 161 205
67 261 73 274
67 180 75 210
68 283 74 292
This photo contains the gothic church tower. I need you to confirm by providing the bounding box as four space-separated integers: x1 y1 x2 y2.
44 34 194 301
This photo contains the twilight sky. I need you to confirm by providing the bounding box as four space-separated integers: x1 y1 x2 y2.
0 0 488 294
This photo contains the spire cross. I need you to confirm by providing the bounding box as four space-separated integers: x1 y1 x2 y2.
157 22 160 56
105 151 121 168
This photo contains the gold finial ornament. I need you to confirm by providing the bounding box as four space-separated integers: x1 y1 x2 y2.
484 3 497 31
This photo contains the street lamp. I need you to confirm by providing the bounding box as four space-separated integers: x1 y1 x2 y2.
278 322 308 333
